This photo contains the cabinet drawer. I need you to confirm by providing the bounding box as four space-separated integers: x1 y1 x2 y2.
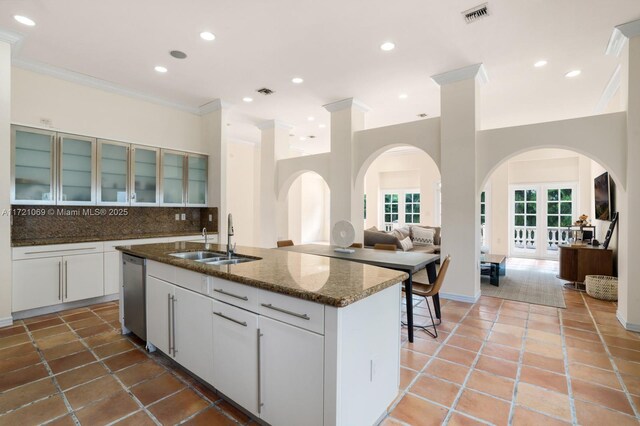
103 237 168 252
258 290 324 335
209 277 258 312
13 242 103 260
147 260 176 283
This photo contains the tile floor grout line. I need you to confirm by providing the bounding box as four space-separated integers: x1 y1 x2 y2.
578 291 640 420
23 315 82 425
505 304 530 426
558 307 579 425
440 299 504 425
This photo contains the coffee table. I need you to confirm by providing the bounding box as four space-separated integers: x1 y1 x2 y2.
481 254 506 286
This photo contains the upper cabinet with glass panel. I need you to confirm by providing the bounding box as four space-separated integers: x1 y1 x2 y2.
11 126 57 204
58 134 96 205
11 125 207 207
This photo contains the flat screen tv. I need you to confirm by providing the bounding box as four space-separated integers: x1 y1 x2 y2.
594 172 616 221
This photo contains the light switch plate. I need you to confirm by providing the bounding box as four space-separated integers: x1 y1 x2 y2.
175 214 180 221
209 214 213 222
181 213 186 220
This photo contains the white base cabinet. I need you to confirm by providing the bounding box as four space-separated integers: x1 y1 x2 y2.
145 260 401 426
259 315 324 426
64 253 104 302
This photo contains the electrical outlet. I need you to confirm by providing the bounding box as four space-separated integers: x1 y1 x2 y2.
39 118 53 127
181 213 186 220
209 214 213 222
175 214 180 221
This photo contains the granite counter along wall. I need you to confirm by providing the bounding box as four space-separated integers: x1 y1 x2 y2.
10 205 218 246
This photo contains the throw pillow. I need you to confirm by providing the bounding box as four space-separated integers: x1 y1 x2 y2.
395 226 411 240
412 227 435 246
399 236 413 252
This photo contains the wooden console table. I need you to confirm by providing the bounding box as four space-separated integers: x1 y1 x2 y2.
558 245 613 288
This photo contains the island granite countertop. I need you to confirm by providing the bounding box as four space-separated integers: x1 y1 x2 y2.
117 242 408 307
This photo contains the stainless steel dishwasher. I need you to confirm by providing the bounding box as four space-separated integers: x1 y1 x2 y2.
122 253 147 341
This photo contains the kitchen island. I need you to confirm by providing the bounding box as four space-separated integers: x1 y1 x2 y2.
117 241 408 426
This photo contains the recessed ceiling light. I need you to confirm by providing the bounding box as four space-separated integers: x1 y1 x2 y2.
534 60 547 68
242 97 253 103
292 77 304 84
299 136 306 141
565 69 581 78
318 124 326 129
380 42 395 51
154 66 168 73
398 93 408 100
200 31 215 41
14 15 35 26
307 116 315 121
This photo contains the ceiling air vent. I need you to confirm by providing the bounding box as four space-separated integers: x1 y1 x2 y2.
256 87 275 95
462 3 489 24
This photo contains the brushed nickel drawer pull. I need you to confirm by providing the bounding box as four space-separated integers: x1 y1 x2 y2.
213 311 247 327
260 303 310 320
214 288 249 301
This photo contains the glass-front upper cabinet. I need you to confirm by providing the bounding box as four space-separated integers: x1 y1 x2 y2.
131 145 159 206
187 154 207 206
97 140 129 205
11 126 57 204
58 133 96 205
161 150 186 205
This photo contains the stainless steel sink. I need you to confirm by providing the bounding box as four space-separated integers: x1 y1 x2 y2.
200 257 256 266
169 251 222 261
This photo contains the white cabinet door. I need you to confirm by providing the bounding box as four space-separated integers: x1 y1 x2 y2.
12 257 63 311
63 253 104 302
174 286 214 384
103 252 120 295
212 300 259 416
259 316 324 426
146 276 173 355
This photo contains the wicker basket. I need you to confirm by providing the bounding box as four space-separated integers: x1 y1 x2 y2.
585 275 618 301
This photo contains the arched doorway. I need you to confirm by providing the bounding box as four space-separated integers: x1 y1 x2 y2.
361 146 441 232
282 171 331 244
479 147 621 306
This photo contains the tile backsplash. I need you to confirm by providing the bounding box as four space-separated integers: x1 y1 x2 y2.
10 205 218 246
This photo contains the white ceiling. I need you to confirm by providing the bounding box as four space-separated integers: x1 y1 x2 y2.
1 0 639 154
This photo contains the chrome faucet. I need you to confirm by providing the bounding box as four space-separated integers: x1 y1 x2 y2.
227 213 235 258
202 227 208 248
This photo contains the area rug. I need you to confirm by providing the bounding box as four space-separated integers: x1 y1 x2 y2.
481 265 566 308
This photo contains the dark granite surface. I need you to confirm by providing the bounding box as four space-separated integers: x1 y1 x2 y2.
11 206 218 247
117 242 408 307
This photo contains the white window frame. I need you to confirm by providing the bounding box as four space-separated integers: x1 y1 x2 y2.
380 188 420 231
509 182 578 259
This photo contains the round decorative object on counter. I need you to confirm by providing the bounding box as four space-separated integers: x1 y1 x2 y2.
332 220 355 253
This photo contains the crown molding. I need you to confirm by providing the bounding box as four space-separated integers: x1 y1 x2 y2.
606 19 640 56
12 58 203 114
594 64 621 113
431 63 488 86
0 29 22 45
323 98 371 113
199 99 233 114
256 119 294 131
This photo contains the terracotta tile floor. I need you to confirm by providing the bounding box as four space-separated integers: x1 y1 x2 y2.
1 277 640 425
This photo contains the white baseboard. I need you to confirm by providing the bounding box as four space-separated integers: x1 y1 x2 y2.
439 291 481 304
0 316 14 327
616 310 640 332
12 294 119 320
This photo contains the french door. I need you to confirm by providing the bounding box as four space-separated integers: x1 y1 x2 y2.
511 184 577 259
381 190 421 231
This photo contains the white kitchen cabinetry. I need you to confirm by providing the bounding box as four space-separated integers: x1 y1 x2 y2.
12 244 105 312
174 286 214 384
212 300 260 416
146 276 172 355
259 315 324 426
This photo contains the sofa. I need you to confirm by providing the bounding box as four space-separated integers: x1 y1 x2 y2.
364 225 441 254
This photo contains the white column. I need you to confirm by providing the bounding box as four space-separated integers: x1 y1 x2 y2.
612 20 640 330
0 37 14 325
432 64 488 302
257 120 293 248
201 99 231 239
324 98 369 243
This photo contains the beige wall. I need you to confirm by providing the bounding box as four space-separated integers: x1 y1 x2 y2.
227 142 257 246
11 68 204 153
0 43 12 324
364 149 440 230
